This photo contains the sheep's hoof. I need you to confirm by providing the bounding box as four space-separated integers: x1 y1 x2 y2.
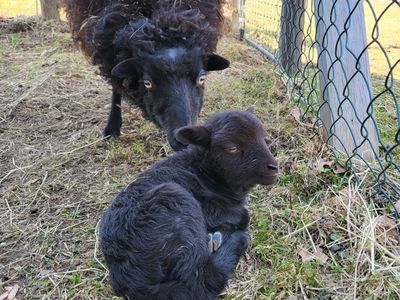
103 126 121 139
208 231 223 252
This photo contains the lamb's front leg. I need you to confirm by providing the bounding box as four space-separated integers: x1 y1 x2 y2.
201 230 250 296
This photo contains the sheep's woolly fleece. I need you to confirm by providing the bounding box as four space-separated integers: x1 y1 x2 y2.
64 0 225 77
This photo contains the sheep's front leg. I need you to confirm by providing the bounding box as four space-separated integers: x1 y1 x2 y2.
103 89 122 138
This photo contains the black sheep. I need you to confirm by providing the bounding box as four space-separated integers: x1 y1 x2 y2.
64 0 229 150
100 109 279 299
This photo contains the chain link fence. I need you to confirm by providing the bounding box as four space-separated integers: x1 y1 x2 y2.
0 0 40 17
240 0 399 217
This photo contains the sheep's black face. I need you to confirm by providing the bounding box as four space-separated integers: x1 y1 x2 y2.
176 109 279 193
111 47 229 150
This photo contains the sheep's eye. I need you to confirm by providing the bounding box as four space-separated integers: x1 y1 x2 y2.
197 75 206 86
143 80 153 89
225 146 239 154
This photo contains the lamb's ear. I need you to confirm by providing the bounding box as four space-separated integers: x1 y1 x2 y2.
204 54 230 71
111 59 140 78
175 126 211 148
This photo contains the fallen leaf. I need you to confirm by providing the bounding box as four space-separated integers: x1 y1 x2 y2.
245 252 251 261
39 269 51 277
121 163 130 172
315 158 333 171
337 250 350 258
0 285 20 300
329 244 343 253
329 233 341 241
7 285 19 300
376 215 400 245
332 164 348 175
298 246 329 263
315 247 329 263
291 107 301 123
298 248 314 261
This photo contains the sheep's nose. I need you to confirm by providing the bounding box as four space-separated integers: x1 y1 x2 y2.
267 164 278 171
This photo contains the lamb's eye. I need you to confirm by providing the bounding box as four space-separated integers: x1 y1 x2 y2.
197 75 206 86
143 80 152 89
225 146 239 154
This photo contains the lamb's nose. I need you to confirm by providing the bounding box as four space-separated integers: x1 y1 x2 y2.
267 164 278 171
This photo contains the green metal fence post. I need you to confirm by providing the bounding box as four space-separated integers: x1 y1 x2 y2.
314 0 378 163
279 0 306 74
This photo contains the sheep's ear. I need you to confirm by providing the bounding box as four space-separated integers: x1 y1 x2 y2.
204 54 230 71
111 59 140 78
175 126 211 148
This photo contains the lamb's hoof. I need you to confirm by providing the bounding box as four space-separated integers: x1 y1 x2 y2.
208 231 222 252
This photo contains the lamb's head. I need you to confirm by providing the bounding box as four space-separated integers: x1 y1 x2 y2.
175 109 279 193
111 47 229 150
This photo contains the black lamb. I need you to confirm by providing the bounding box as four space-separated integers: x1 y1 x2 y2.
99 109 279 299
64 0 230 150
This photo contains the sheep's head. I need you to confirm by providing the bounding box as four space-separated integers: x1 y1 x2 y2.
111 47 229 150
175 109 279 193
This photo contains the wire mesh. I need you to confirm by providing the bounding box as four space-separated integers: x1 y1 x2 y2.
241 0 400 216
0 0 40 17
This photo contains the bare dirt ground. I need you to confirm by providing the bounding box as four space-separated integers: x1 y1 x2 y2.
1 20 399 299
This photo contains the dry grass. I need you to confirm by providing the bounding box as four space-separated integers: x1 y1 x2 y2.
225 184 400 299
0 20 399 300
0 0 40 18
